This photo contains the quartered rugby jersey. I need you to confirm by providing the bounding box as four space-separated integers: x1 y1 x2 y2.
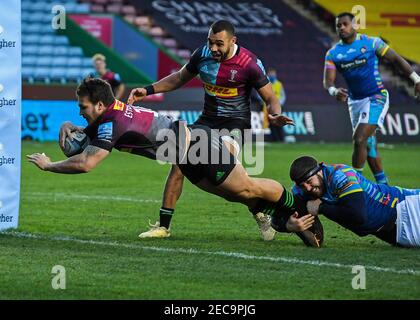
186 45 269 122
325 34 389 99
293 163 418 235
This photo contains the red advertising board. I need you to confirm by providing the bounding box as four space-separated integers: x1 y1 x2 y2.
70 14 113 47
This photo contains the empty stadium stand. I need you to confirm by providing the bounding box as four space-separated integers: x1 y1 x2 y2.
22 0 95 83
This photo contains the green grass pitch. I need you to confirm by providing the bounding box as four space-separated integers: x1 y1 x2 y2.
1 141 419 299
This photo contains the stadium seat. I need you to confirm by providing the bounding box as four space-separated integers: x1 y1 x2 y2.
66 68 83 82
74 3 90 13
21 12 31 22
51 56 68 67
134 16 151 27
22 56 37 67
38 45 54 56
50 67 68 83
39 24 55 34
53 46 69 56
54 36 70 45
28 12 45 23
121 5 136 15
22 66 35 82
22 45 39 55
106 4 122 14
39 35 55 45
82 58 93 67
22 34 40 44
34 67 51 82
36 56 52 67
29 2 51 12
91 4 105 13
67 46 84 56
67 57 83 67
26 24 42 34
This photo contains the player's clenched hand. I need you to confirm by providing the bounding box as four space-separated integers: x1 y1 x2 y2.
307 199 322 215
286 212 315 232
336 87 348 102
268 114 295 127
127 87 147 105
26 153 51 171
59 122 83 149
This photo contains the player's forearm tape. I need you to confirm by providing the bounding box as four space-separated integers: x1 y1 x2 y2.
409 72 420 84
328 86 338 96
144 85 155 96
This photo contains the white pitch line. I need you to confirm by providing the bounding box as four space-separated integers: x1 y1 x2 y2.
23 192 160 203
1 230 419 276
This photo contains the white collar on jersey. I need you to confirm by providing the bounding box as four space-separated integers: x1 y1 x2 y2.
232 43 238 55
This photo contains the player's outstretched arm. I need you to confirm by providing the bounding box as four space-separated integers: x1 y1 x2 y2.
27 146 109 174
382 48 420 98
127 65 196 105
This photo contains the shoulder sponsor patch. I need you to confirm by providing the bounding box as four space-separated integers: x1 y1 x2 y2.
97 122 113 141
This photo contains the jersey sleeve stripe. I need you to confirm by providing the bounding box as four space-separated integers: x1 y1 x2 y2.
237 53 248 66
243 56 252 67
380 45 390 56
338 188 363 198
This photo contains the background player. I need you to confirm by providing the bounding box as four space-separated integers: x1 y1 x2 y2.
323 12 420 184
128 20 288 240
91 53 125 100
289 155 420 247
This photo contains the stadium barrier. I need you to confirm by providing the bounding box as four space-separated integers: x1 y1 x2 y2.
22 101 420 143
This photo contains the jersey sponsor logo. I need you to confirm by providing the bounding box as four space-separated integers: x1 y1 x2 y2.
113 100 125 111
203 83 238 97
347 48 356 54
360 46 367 54
97 122 113 141
340 58 367 70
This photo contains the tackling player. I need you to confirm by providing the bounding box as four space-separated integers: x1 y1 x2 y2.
128 20 287 240
323 12 420 184
287 155 420 247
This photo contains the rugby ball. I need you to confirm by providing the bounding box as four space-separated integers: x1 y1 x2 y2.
63 131 90 157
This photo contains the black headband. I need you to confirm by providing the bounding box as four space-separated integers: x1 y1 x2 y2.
294 163 323 185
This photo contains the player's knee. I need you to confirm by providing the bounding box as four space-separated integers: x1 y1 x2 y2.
353 135 367 147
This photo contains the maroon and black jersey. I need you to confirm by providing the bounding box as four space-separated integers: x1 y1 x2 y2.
186 45 269 124
84 100 178 160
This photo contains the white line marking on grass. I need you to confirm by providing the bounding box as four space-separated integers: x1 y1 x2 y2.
23 192 160 203
2 230 420 276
